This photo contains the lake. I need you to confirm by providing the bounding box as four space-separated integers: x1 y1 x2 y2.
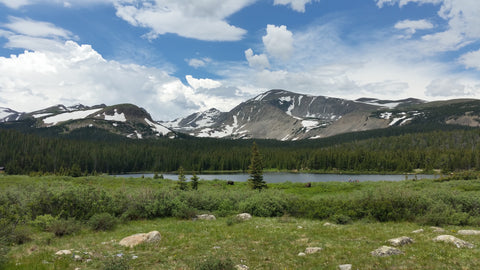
114 172 438 183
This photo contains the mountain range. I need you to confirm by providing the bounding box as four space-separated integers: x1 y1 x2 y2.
2 89 480 140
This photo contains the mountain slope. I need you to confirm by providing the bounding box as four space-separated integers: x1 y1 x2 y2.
0 103 176 139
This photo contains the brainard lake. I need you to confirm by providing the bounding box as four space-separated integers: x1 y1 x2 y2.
114 173 438 183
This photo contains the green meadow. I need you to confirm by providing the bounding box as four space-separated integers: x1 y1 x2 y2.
2 174 480 269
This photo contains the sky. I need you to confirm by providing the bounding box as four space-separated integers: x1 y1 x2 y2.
0 0 479 120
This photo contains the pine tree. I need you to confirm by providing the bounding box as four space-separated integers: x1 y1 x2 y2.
177 166 188 190
247 142 267 190
191 173 199 190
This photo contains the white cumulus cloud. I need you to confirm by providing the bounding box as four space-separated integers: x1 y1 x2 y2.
273 0 318 12
186 75 222 90
262 24 294 61
113 0 255 41
245 48 270 70
459 49 480 71
395 19 434 36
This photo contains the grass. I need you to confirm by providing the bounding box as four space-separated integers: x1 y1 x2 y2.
3 174 480 269
5 217 480 269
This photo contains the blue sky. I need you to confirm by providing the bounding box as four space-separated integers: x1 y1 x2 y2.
0 0 479 120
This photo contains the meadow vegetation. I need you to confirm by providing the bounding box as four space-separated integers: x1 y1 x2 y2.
2 173 480 269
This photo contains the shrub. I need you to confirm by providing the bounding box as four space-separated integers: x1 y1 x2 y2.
331 214 352 225
88 213 118 231
48 219 81 237
194 256 235 270
102 256 130 270
31 214 58 231
11 225 32 244
238 192 289 217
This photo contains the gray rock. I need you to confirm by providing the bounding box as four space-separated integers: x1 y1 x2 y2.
305 247 323 254
119 231 161 248
387 236 414 246
298 252 306 256
339 264 352 270
430 226 446 233
236 213 252 221
74 255 82 261
412 229 424 233
55 250 72 255
371 246 403 257
197 214 216 220
458 230 480 236
235 264 249 270
433 235 474 248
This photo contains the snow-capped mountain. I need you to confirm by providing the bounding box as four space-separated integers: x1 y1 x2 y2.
0 107 24 123
0 103 176 139
2 89 480 141
165 89 414 140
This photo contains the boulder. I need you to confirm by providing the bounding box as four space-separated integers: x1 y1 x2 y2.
55 250 72 255
433 235 474 248
387 236 414 246
430 226 446 233
339 264 352 270
197 214 216 220
371 246 403 257
119 231 161 248
235 264 249 270
305 247 323 254
236 213 252 221
458 230 480 236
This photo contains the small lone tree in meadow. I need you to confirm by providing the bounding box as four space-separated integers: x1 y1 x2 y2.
191 173 199 190
247 142 267 190
177 166 188 190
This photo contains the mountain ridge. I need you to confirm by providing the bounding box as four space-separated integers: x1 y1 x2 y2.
2 89 480 140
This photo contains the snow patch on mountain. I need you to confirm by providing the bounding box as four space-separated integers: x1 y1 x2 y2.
43 108 102 125
145 118 170 136
33 113 53 118
104 109 126 122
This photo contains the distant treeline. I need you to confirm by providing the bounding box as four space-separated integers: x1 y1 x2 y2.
1 124 480 175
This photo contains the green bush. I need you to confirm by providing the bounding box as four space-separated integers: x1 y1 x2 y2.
194 256 235 270
331 214 352 225
102 256 130 270
238 192 289 217
48 219 81 237
31 214 58 231
11 225 32 244
88 213 118 231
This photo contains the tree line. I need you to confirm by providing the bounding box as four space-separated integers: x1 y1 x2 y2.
1 125 480 175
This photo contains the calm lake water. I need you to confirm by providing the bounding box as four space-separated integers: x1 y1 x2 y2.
114 173 438 183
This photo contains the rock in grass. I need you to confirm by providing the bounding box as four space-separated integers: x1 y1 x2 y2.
197 214 216 220
387 236 414 246
371 246 403 257
119 231 161 248
298 252 306 256
430 226 446 233
236 213 252 221
458 230 480 236
412 229 424 233
339 264 352 270
433 235 474 248
305 247 323 254
235 264 249 270
55 250 72 255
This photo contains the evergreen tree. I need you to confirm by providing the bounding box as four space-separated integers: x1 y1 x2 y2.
247 142 267 190
191 173 199 190
177 166 188 190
